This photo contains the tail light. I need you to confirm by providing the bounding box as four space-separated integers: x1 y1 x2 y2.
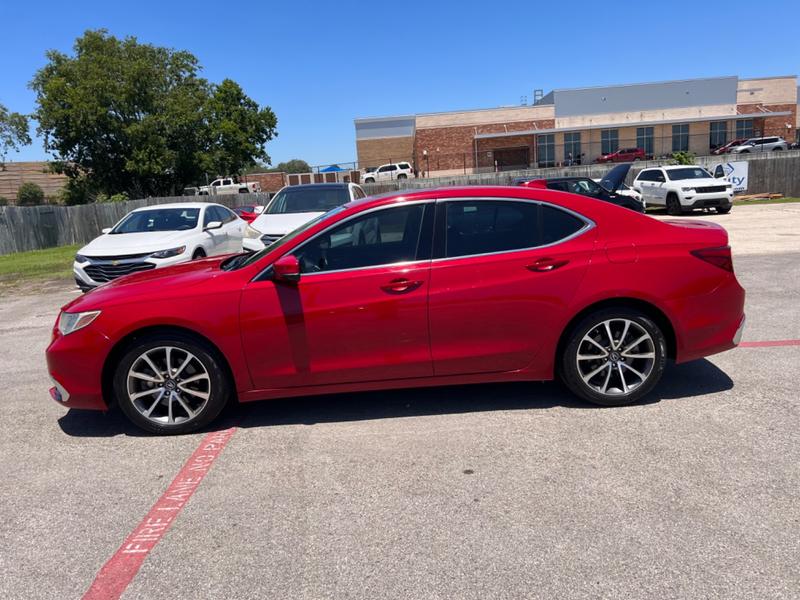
690 245 733 272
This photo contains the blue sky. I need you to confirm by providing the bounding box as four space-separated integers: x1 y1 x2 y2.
2 0 798 168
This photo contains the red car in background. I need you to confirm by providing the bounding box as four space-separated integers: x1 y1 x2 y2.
594 147 646 163
711 139 747 155
232 205 265 223
46 186 745 434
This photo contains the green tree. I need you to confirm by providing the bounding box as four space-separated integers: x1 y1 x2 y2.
31 30 277 201
16 182 45 206
0 103 31 167
274 159 311 173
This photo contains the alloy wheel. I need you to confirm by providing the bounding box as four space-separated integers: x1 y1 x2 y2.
576 318 656 397
126 346 211 425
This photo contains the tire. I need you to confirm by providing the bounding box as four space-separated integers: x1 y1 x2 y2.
192 249 206 260
772 147 783 152
716 205 732 214
113 333 231 434
364 178 375 184
397 173 407 179
740 150 750 154
666 194 683 216
559 308 667 406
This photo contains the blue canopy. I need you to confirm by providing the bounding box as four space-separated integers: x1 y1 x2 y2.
320 164 346 172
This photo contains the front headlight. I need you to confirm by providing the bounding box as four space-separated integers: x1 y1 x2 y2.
681 187 695 192
75 254 88 263
245 225 263 239
150 246 186 259
58 310 101 336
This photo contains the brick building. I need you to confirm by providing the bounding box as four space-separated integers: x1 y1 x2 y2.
355 75 799 176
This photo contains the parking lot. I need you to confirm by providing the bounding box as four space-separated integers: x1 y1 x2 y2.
1 202 799 599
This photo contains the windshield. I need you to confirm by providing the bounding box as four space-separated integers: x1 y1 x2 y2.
112 208 200 233
223 207 346 271
265 187 350 214
666 168 711 181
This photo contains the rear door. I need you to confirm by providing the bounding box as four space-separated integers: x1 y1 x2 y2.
428 198 596 376
240 202 435 388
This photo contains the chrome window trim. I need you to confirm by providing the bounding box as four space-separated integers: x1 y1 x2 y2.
253 197 594 280
430 197 595 264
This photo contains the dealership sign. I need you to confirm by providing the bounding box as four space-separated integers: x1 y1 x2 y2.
712 161 748 192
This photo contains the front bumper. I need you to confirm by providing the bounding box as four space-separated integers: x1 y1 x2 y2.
46 325 113 411
680 190 734 208
74 253 191 289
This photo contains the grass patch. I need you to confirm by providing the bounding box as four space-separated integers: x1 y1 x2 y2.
0 244 80 284
732 196 800 206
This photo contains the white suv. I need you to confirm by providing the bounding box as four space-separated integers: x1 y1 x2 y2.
362 162 415 183
729 136 789 153
243 183 366 252
633 165 733 215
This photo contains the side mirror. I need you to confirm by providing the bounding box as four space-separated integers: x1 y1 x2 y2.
101 227 112 234
273 254 301 283
204 220 223 231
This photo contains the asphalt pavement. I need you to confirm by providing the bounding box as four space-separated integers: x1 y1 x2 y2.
1 204 798 599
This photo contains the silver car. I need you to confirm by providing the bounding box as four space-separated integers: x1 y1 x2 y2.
729 136 789 153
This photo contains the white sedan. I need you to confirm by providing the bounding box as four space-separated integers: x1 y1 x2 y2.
74 202 245 291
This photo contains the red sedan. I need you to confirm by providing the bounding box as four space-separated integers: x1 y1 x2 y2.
594 147 646 163
46 186 746 434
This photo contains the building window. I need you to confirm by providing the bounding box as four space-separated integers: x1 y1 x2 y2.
736 119 754 139
709 121 728 149
537 134 555 168
564 132 581 165
636 127 654 158
601 129 619 155
672 124 689 152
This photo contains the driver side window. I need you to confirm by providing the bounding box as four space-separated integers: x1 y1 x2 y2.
293 205 426 273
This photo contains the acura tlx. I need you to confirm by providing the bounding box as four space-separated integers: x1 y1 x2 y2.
46 186 745 434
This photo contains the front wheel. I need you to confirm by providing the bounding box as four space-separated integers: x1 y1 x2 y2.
113 334 231 434
560 309 667 406
666 194 684 216
716 205 732 214
364 178 375 184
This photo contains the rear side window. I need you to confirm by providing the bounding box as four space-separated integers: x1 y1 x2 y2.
444 201 539 258
541 205 585 245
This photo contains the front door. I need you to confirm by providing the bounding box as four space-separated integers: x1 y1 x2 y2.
428 199 596 376
240 203 434 389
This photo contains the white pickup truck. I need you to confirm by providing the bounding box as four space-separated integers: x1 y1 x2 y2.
198 177 261 195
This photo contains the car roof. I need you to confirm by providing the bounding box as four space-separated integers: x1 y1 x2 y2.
277 183 352 191
660 165 705 171
131 202 214 212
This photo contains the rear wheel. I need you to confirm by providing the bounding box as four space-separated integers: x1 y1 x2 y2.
560 309 667 406
666 194 683 216
772 147 783 152
364 177 375 184
397 173 407 179
113 334 231 434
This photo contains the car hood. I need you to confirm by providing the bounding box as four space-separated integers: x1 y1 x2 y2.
65 256 231 312
78 230 198 257
249 212 324 235
599 163 632 193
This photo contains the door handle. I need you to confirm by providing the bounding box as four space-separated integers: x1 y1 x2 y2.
380 278 423 293
527 257 569 272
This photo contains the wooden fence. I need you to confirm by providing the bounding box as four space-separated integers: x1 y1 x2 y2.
2 151 799 255
0 194 272 255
